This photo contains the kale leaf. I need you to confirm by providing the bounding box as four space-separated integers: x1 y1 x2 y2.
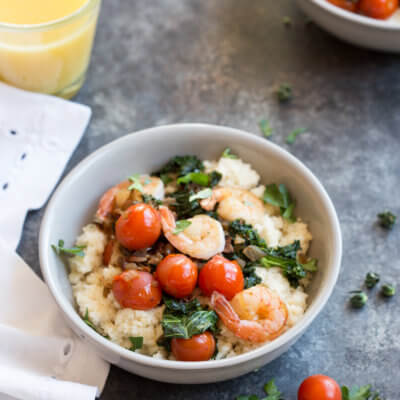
263 183 296 222
156 155 204 177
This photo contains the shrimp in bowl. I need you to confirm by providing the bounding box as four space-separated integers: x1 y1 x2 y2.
56 151 317 362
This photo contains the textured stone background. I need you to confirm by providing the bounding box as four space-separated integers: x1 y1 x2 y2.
18 0 400 398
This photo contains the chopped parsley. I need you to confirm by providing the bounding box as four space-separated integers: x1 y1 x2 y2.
377 211 396 229
237 379 284 400
286 128 307 144
221 148 239 159
177 172 210 187
83 309 110 339
129 336 144 351
51 239 86 257
173 220 192 234
128 173 144 192
263 183 296 222
341 384 383 400
259 119 273 138
276 83 292 103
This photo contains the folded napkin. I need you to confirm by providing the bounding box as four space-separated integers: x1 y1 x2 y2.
0 83 110 400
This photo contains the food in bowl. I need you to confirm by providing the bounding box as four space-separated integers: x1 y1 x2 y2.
58 149 318 362
327 0 399 19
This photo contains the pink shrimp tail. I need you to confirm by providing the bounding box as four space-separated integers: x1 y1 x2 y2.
159 206 176 231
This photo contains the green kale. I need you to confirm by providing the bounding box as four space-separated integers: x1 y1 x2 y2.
263 183 296 222
177 172 210 186
163 295 202 314
209 171 222 187
142 193 162 208
229 220 317 288
52 239 86 257
157 155 204 177
243 264 262 289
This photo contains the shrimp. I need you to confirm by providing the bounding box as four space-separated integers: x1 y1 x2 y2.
96 176 164 222
200 188 265 225
159 206 225 260
211 285 288 343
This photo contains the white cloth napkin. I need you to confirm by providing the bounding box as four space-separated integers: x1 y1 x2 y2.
0 83 110 400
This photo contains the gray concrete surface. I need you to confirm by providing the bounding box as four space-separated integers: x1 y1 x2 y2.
17 0 400 398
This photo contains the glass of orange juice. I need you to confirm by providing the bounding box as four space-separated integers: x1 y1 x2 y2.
0 0 101 99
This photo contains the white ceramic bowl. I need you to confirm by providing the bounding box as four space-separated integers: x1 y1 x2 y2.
296 0 400 52
39 124 342 384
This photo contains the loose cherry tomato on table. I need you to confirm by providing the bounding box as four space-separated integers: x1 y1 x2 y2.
327 0 358 12
198 255 244 300
359 0 398 19
171 331 216 361
115 203 161 250
112 270 162 310
155 254 198 298
298 375 342 400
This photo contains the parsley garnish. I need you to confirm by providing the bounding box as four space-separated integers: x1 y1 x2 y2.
129 336 144 351
83 309 110 339
276 83 292 102
341 384 383 400
236 379 284 400
173 220 192 234
221 148 239 159
128 173 144 192
377 211 396 229
51 239 86 257
189 188 212 202
177 172 210 186
263 183 296 222
286 128 307 144
259 119 273 138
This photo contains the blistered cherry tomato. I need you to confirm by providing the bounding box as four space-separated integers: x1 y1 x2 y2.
171 332 216 361
155 254 198 298
115 203 161 250
198 255 244 300
359 0 398 19
327 0 358 12
298 375 342 400
103 239 114 266
112 270 162 310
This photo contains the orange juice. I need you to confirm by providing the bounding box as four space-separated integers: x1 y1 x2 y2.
0 0 101 98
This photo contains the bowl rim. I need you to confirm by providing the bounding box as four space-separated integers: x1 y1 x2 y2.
39 123 342 370
306 0 400 30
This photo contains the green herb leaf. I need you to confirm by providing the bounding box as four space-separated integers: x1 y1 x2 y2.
83 309 110 339
341 384 377 400
51 239 86 257
162 310 218 339
286 128 306 144
259 119 273 138
142 193 162 208
276 83 292 102
302 258 318 272
128 173 144 192
163 295 202 315
263 183 296 222
173 220 192 234
177 172 210 186
157 155 204 177
221 148 239 159
264 379 284 400
189 188 213 202
129 336 144 351
377 211 397 229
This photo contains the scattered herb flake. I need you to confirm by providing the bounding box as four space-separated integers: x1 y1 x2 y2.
276 83 292 102
381 283 395 297
286 128 307 144
51 239 86 257
129 336 144 351
221 148 239 159
365 272 380 289
377 211 397 229
128 173 144 192
189 188 213 202
341 384 383 400
236 379 284 400
173 220 192 234
259 119 273 138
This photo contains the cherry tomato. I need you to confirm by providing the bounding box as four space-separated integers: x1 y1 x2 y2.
327 0 358 12
298 375 342 400
103 239 114 266
155 254 198 298
112 270 162 310
198 255 244 300
359 0 398 19
115 203 161 250
171 332 216 361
